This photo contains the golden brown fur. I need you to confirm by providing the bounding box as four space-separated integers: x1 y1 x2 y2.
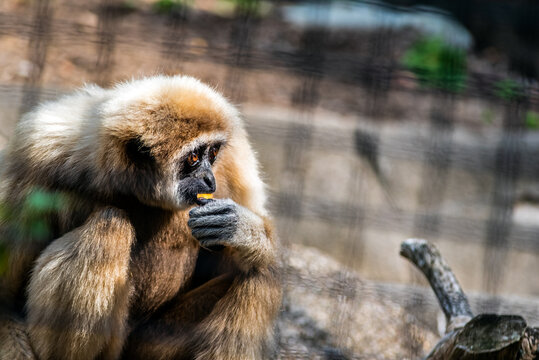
0 75 282 360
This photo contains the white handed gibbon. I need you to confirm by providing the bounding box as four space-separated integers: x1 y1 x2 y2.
0 75 282 360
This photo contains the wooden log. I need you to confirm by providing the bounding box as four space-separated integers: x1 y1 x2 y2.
400 238 539 360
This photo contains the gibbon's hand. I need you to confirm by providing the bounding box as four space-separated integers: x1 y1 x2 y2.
188 198 265 252
189 199 242 247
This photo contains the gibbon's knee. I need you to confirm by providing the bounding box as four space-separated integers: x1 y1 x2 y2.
0 315 35 360
123 273 235 359
27 207 134 360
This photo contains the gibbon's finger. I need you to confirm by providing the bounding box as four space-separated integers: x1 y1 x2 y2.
199 238 226 249
189 202 235 218
195 197 213 206
191 226 235 240
192 198 235 211
188 214 237 229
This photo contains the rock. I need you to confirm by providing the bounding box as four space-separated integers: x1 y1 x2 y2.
277 244 439 359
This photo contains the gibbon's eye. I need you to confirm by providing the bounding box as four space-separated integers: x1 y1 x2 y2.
209 144 221 164
187 151 200 167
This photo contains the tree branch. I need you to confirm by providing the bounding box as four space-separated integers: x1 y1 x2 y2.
400 238 472 331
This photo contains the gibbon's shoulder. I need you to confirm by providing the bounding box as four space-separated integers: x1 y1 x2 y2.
13 84 107 148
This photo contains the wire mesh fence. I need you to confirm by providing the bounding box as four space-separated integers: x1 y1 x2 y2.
1 0 539 358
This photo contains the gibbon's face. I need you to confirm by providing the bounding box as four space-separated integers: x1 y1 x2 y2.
114 115 231 210
175 139 224 207
122 133 227 210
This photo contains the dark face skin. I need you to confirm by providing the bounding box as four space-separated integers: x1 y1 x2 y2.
178 142 222 206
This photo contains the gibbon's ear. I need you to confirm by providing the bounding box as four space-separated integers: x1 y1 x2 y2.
124 137 155 169
97 131 156 174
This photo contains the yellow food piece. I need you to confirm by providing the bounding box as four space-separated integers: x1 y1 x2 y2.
197 193 213 200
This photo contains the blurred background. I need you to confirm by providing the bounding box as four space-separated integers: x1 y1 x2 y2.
1 0 539 358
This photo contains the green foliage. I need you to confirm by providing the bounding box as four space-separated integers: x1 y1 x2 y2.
230 0 259 13
402 36 467 92
2 189 67 239
494 79 524 101
24 190 66 213
123 0 138 10
153 0 188 14
526 111 539 130
0 189 68 275
19 190 67 240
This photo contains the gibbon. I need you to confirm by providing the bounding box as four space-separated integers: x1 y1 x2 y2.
0 75 282 360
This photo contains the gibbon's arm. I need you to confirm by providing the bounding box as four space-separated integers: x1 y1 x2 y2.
187 200 281 359
124 199 282 360
26 207 134 360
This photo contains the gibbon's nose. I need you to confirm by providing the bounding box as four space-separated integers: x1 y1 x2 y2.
203 171 216 193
